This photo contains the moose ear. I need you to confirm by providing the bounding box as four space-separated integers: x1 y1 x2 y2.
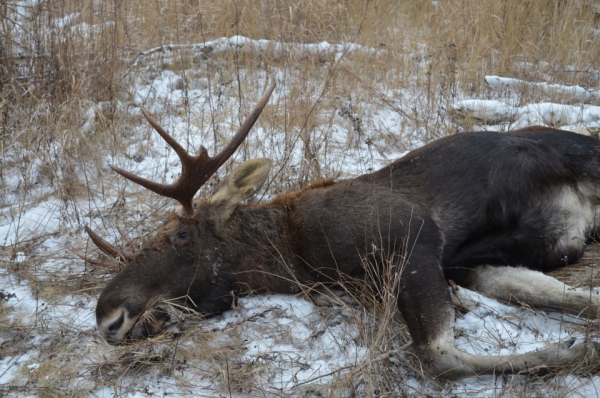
210 158 272 222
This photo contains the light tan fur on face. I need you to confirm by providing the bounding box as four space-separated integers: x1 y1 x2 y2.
97 307 140 342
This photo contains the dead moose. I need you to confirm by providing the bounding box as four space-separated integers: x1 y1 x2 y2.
90 83 600 380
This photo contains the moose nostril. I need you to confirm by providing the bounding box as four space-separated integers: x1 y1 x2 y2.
107 312 124 333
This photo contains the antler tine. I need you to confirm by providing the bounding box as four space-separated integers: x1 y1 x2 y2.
141 109 200 164
85 226 134 262
209 82 276 174
110 82 276 217
110 109 206 213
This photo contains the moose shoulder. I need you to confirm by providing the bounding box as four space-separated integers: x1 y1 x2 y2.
90 84 600 380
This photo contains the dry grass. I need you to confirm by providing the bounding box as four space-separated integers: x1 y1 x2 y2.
2 0 600 396
549 241 600 289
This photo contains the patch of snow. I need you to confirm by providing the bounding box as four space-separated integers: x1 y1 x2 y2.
486 75 600 102
453 98 600 130
128 35 379 73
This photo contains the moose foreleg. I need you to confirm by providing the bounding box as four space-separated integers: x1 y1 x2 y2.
464 265 600 319
400 255 599 380
423 328 595 380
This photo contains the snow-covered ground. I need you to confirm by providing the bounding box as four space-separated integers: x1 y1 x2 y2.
2 34 600 397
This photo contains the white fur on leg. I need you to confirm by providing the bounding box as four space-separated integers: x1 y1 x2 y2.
421 326 594 380
464 265 600 318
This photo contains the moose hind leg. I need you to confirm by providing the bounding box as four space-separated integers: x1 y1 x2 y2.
464 265 600 318
401 254 597 380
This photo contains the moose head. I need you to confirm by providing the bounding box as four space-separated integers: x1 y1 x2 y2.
93 84 276 343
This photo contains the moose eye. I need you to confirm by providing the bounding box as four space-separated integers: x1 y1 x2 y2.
178 231 188 239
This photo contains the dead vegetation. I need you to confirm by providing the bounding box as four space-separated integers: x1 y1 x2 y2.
1 0 600 396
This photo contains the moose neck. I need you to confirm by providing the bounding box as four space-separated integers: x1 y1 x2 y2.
218 202 312 296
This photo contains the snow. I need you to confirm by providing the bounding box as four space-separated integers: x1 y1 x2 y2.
453 99 600 131
127 35 378 73
0 352 34 385
0 199 63 247
446 288 600 397
452 76 600 131
486 75 600 102
1 31 600 396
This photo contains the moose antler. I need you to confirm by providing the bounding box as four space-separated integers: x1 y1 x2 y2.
85 226 135 262
110 83 276 218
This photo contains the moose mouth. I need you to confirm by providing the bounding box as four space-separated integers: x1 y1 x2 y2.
100 301 186 344
128 306 173 341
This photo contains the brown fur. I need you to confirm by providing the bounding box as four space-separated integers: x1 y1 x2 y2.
269 178 336 208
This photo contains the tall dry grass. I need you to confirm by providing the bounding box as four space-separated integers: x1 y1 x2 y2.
2 0 597 157
3 0 598 121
